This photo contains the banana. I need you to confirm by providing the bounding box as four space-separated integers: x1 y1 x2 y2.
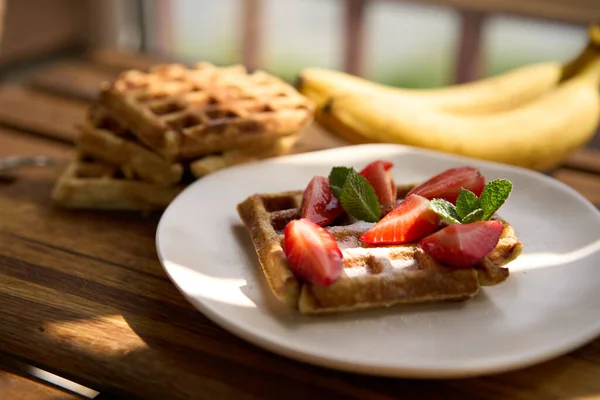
298 62 563 115
320 38 600 172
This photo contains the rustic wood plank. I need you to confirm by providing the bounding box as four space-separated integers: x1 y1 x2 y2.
86 48 171 73
0 128 73 158
552 169 600 206
0 0 86 67
0 368 82 400
563 147 600 175
0 129 165 277
0 85 87 143
402 0 600 25
292 123 349 153
0 134 456 399
27 61 115 102
3 125 600 399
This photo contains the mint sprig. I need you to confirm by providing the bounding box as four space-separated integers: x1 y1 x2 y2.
327 166 382 222
429 199 460 224
429 179 512 224
328 166 352 199
480 179 512 220
461 208 484 224
456 188 480 219
339 169 381 222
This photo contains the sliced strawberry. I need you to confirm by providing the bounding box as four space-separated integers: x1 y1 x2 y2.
360 194 440 245
283 218 343 286
300 176 344 226
419 220 503 267
407 166 485 204
360 160 397 215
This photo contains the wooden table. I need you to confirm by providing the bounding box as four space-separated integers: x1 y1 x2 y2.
1 51 600 400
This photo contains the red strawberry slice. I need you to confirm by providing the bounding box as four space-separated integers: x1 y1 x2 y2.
300 176 344 226
360 160 397 215
283 218 344 286
419 220 504 267
360 194 440 245
407 166 485 204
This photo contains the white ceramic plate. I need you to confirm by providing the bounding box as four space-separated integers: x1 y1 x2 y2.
156 144 600 379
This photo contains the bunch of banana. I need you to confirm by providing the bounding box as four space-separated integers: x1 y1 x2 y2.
297 24 600 171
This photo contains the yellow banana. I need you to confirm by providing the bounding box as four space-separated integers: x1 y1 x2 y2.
321 38 600 172
298 62 563 115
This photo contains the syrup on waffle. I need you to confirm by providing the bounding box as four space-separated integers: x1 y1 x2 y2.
51 157 185 211
237 185 523 315
99 62 314 161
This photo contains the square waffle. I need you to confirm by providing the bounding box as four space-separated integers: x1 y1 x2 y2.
51 157 185 211
237 185 524 315
99 62 314 161
77 105 185 187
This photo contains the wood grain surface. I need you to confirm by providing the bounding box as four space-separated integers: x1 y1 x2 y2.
0 369 81 400
1 53 600 399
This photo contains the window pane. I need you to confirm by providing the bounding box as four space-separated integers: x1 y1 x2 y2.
263 0 342 82
485 16 586 76
366 2 456 88
172 0 238 65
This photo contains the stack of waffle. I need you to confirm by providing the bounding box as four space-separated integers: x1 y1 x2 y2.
52 62 314 211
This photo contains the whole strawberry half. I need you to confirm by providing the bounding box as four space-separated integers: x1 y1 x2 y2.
300 176 344 226
408 166 485 204
419 220 504 267
283 218 344 286
360 194 440 245
360 160 398 215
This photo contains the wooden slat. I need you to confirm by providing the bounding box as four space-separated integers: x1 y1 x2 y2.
402 0 600 25
343 0 368 76
454 10 487 83
552 169 600 206
563 148 600 175
241 0 262 71
0 130 455 400
86 48 171 72
292 123 349 153
0 353 97 399
0 85 87 143
0 368 82 400
0 0 86 67
3 124 600 399
0 128 73 158
28 61 115 102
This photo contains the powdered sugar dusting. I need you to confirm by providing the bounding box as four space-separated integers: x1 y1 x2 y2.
390 258 417 269
337 236 361 250
341 246 417 278
326 220 375 233
342 247 393 258
343 266 369 277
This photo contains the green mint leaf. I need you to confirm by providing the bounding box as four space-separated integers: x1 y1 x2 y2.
456 188 481 219
461 208 484 224
339 169 381 222
328 166 353 199
480 179 513 220
429 199 461 224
